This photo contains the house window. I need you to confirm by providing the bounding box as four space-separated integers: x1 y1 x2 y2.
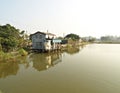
35 35 38 38
39 35 42 39
39 42 42 46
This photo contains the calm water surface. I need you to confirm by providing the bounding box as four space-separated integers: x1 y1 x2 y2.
0 44 120 93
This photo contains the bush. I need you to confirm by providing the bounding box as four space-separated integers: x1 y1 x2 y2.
0 51 13 62
19 48 28 56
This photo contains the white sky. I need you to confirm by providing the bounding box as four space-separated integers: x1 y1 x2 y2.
0 0 120 38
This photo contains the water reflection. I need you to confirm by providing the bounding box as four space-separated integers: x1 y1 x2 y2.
0 62 19 78
30 52 62 71
0 56 28 79
64 45 84 55
0 52 62 78
0 45 84 78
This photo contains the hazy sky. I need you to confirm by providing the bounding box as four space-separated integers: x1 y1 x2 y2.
0 0 120 38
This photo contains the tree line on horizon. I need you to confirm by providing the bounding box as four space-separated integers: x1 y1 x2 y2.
100 35 120 43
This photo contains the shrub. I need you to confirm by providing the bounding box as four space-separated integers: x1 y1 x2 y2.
19 48 28 56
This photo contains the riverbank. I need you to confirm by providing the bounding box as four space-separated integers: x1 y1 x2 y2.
96 42 120 44
0 49 28 62
0 42 88 62
61 42 88 51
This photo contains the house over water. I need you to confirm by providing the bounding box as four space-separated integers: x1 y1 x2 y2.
30 31 61 52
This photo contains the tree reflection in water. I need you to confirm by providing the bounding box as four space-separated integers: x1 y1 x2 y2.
0 62 19 78
64 45 84 55
0 56 28 79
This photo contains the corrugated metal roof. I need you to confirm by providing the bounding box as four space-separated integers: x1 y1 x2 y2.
52 39 62 43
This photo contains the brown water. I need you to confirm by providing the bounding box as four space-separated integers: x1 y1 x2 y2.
0 44 120 93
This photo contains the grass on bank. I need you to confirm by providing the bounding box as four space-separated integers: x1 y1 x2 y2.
18 48 28 56
0 48 28 62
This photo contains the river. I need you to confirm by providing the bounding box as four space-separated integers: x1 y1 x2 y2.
0 44 120 93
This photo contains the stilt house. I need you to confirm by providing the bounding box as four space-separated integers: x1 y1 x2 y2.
30 31 61 52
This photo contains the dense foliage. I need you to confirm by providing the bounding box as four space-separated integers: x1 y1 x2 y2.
64 33 80 40
0 24 29 52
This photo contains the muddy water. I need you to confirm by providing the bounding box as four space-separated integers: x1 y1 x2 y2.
0 44 120 93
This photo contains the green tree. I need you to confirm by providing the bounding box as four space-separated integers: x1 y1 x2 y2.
18 30 30 50
0 24 27 52
64 33 80 40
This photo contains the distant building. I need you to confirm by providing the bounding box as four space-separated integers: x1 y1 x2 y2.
30 31 61 52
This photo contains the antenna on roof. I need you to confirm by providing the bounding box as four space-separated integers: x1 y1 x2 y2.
47 29 49 33
47 29 49 38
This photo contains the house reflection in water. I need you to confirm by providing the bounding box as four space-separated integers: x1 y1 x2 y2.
30 53 62 71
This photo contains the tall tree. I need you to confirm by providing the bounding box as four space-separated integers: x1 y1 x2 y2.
64 33 80 40
0 24 22 52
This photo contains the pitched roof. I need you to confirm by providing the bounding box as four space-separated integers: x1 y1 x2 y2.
30 31 56 36
30 31 46 36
